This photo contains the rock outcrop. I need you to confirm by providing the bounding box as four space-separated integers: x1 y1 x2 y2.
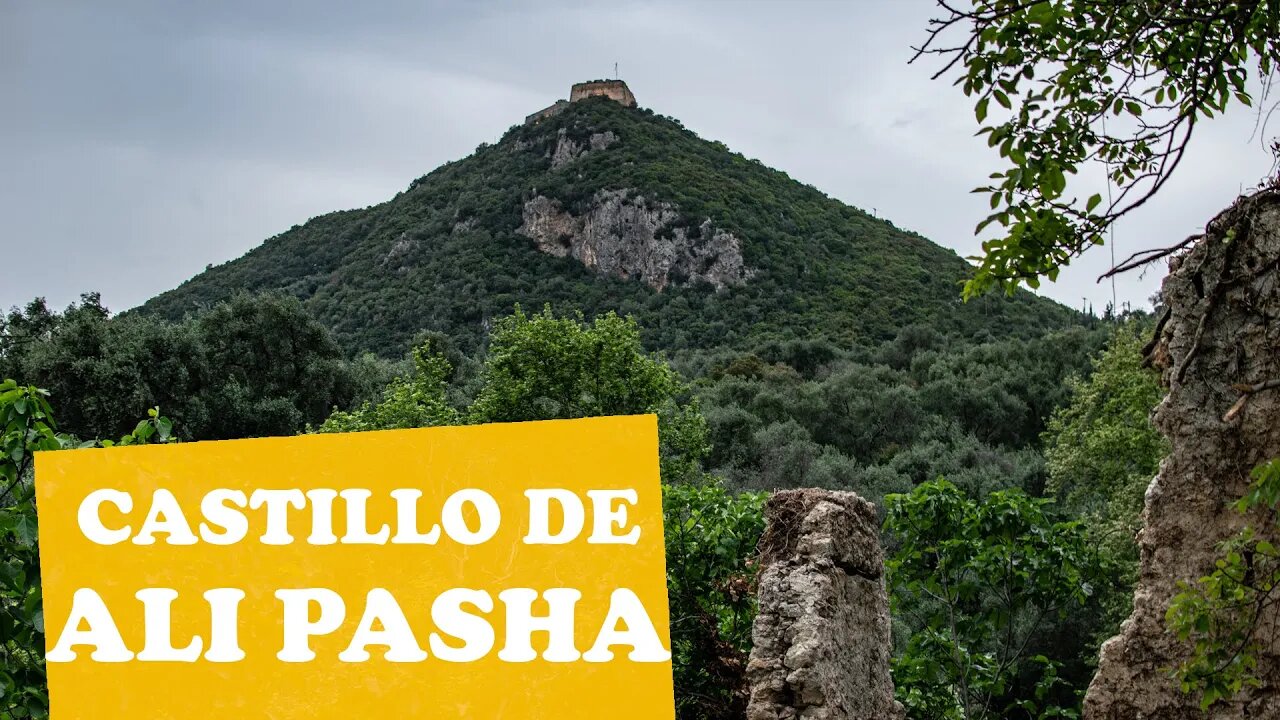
746 489 905 720
549 128 617 169
517 190 753 291
1084 189 1280 718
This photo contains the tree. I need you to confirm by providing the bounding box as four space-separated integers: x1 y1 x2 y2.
1039 323 1168 654
321 305 716 482
316 341 458 433
1043 323 1166 562
191 294 357 439
663 482 766 720
0 380 173 720
0 382 63 720
0 294 197 440
916 1 1280 296
313 306 747 716
885 479 1105 719
467 306 710 485
0 293 359 441
468 306 681 423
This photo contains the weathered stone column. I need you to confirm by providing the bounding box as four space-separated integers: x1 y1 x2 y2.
745 488 904 720
1085 189 1280 718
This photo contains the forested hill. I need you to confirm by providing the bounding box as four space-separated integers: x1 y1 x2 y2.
140 96 1077 356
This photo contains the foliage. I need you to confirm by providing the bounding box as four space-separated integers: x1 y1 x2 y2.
0 380 173 719
186 293 359 438
695 323 1111 503
917 1 1280 296
656 399 713 488
316 340 458 432
3 284 1116 717
0 293 364 442
468 307 680 423
1167 459 1280 708
1045 324 1166 530
314 306 746 716
138 98 1077 356
885 479 1105 719
462 307 713 485
663 482 766 720
1043 322 1167 636
0 382 61 720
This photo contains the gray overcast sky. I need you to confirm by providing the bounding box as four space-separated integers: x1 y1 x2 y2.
2 0 1275 316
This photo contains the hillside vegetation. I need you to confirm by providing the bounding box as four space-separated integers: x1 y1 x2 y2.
140 98 1076 357
1 299 1151 720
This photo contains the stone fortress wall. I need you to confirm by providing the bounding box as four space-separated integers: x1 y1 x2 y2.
525 80 637 125
569 80 637 107
524 100 569 125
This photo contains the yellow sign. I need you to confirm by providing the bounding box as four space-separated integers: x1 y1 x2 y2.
35 415 673 719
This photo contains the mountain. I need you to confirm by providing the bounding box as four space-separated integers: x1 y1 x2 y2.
140 87 1078 357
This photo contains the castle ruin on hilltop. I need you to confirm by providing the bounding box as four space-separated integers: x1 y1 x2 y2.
525 79 636 125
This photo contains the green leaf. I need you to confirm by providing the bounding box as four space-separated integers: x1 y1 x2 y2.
157 417 173 441
13 513 37 547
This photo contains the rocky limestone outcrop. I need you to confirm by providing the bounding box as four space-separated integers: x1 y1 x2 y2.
549 128 617 169
746 489 905 720
1084 189 1280 718
380 232 417 274
517 190 753 291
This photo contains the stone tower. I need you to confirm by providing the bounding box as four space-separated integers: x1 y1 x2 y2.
569 79 637 107
524 80 639 125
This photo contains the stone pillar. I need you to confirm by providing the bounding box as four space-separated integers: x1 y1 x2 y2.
746 489 905 720
1085 189 1280 718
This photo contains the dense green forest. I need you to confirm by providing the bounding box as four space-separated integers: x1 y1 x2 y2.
0 90 1169 720
139 98 1076 357
1 290 1162 719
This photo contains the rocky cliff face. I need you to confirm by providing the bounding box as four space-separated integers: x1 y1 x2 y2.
746 489 904 720
549 128 617 169
517 189 753 291
1084 190 1280 718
